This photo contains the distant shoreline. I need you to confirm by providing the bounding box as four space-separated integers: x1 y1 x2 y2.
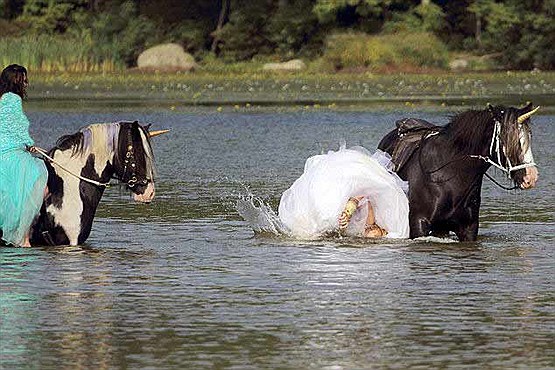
27 71 555 111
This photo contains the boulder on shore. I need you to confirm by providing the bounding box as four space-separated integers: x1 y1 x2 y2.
449 58 469 71
263 59 306 72
137 43 197 71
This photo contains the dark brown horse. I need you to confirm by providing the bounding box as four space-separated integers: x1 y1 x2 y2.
378 103 539 241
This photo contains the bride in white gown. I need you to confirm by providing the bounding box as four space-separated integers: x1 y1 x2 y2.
277 146 410 239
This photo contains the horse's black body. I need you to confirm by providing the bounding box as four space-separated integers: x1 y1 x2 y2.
1 121 156 247
378 104 538 241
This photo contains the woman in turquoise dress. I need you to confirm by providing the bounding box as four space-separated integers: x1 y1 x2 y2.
0 64 48 247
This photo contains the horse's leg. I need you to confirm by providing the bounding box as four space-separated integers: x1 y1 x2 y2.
409 216 432 239
455 186 481 242
455 222 479 242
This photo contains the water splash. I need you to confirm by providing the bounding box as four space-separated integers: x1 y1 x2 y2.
413 235 459 244
236 193 289 236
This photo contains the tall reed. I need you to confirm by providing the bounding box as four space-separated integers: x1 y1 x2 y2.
0 35 122 72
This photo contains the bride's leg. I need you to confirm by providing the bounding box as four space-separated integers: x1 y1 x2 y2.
338 196 363 234
20 232 32 247
365 201 376 225
20 186 49 247
364 202 387 238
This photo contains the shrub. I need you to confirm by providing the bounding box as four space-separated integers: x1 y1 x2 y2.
322 31 449 71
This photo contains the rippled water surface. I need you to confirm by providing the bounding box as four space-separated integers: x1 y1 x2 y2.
1 106 554 369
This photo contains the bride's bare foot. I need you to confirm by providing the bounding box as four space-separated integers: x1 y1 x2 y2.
20 233 32 247
364 223 387 238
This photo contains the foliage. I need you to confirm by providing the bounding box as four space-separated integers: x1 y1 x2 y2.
165 20 211 56
19 0 87 33
382 1 445 34
466 0 554 69
265 0 322 59
0 34 120 72
215 1 273 61
323 31 448 71
67 1 160 67
0 0 553 71
313 0 397 22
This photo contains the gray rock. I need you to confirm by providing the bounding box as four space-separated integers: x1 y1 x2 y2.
263 59 306 71
137 43 197 71
449 58 469 71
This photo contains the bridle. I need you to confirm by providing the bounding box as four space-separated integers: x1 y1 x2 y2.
415 109 537 191
35 124 153 190
469 115 536 178
119 125 152 189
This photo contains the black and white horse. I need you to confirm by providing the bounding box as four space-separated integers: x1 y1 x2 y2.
28 121 163 246
378 103 539 241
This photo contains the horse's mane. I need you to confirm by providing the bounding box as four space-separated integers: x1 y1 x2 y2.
54 123 120 157
443 110 493 154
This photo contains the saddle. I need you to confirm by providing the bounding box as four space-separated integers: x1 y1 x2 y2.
391 118 441 172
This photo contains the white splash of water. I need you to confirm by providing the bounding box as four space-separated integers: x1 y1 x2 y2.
236 193 289 236
413 235 459 244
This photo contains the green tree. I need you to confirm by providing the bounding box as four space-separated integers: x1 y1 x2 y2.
1 0 24 19
467 0 554 69
68 0 161 66
265 0 322 58
19 0 88 33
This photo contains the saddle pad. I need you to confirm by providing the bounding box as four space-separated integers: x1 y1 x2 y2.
392 118 440 171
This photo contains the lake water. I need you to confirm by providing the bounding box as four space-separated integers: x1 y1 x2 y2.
1 105 553 369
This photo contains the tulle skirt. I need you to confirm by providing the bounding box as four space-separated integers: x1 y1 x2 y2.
0 147 48 245
278 147 409 239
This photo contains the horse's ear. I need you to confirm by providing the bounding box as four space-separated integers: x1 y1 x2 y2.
486 103 494 114
132 120 139 127
522 101 533 112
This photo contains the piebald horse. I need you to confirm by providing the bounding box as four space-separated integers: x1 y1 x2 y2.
378 103 539 241
26 121 165 246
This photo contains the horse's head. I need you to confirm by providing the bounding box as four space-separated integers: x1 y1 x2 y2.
487 103 539 189
112 121 158 203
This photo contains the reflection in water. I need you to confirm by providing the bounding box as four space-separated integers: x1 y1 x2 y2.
0 110 553 368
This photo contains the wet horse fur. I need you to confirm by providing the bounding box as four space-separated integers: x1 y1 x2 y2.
0 121 156 246
378 103 538 241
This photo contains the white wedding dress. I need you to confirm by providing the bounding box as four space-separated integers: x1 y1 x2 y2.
278 146 410 239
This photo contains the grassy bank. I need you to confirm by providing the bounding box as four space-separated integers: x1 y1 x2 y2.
26 70 555 111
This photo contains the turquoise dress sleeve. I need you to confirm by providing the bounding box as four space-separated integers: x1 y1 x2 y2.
0 92 34 152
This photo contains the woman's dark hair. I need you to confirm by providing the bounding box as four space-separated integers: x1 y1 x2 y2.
0 64 28 99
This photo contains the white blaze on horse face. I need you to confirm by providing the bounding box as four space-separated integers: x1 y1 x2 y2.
519 125 534 164
131 127 156 203
519 125 538 189
138 127 155 181
46 149 87 245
